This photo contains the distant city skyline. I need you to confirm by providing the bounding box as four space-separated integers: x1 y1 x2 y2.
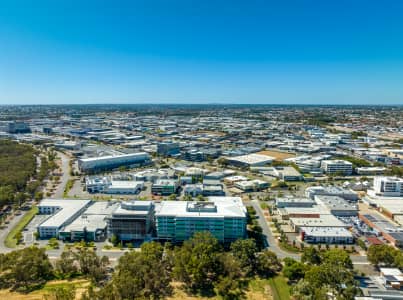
1 1 403 105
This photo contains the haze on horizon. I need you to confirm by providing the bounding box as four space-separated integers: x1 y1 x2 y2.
1 0 403 106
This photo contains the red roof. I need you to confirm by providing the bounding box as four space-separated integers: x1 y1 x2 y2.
367 237 383 245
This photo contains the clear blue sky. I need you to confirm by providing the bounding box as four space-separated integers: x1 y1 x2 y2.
1 0 403 105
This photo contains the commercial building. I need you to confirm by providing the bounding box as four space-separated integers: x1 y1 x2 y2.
320 160 353 175
155 197 247 243
78 152 151 172
59 201 119 242
107 201 155 241
314 195 358 217
234 179 269 191
300 227 354 244
275 197 315 208
273 166 303 181
37 199 92 239
7 121 31 134
157 142 180 157
305 186 359 201
151 179 179 195
356 167 386 175
359 213 403 248
290 214 349 232
226 153 274 167
372 177 403 197
85 176 144 194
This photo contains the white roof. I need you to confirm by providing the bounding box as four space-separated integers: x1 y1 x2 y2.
156 197 246 218
380 268 403 276
110 181 144 188
291 214 348 228
301 226 353 237
80 152 148 162
228 153 274 165
39 199 91 228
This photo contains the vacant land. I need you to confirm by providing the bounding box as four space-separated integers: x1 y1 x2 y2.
0 279 90 300
258 150 295 161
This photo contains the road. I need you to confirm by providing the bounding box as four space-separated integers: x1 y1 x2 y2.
250 200 300 260
0 212 26 253
250 200 370 265
53 151 71 198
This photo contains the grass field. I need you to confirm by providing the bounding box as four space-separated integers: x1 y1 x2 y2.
5 206 38 248
268 275 291 300
0 279 89 300
258 150 296 161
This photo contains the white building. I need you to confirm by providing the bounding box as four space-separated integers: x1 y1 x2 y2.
78 152 151 172
320 160 353 175
301 227 354 244
85 176 144 194
37 199 92 238
226 153 274 167
372 177 403 197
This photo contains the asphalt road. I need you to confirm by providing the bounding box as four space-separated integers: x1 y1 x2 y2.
0 213 25 253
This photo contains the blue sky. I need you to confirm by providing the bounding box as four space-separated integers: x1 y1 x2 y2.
1 0 403 105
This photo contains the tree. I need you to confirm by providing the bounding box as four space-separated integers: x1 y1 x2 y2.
173 232 222 292
255 250 282 278
321 248 353 270
90 241 172 300
76 249 108 284
230 238 258 276
44 285 76 300
213 251 244 299
0 246 53 292
283 258 307 281
110 234 118 246
367 244 401 267
55 250 78 279
301 246 321 265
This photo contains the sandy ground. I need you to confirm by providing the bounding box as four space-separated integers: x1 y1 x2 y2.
258 150 296 161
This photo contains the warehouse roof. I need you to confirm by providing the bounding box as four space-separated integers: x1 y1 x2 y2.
227 153 274 165
301 227 353 237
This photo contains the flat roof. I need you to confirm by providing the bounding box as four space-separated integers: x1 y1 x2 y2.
110 181 144 188
156 197 246 218
301 226 353 237
227 153 274 165
79 152 149 163
62 214 107 233
291 214 348 228
314 195 358 211
39 199 91 228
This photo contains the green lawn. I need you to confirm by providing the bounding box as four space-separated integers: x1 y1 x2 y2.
268 275 291 300
5 206 38 248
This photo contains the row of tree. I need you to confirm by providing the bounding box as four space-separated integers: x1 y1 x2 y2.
83 232 281 300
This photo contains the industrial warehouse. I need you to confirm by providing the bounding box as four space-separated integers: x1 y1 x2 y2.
36 197 247 243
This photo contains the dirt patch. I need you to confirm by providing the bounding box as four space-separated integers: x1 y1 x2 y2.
258 150 296 161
